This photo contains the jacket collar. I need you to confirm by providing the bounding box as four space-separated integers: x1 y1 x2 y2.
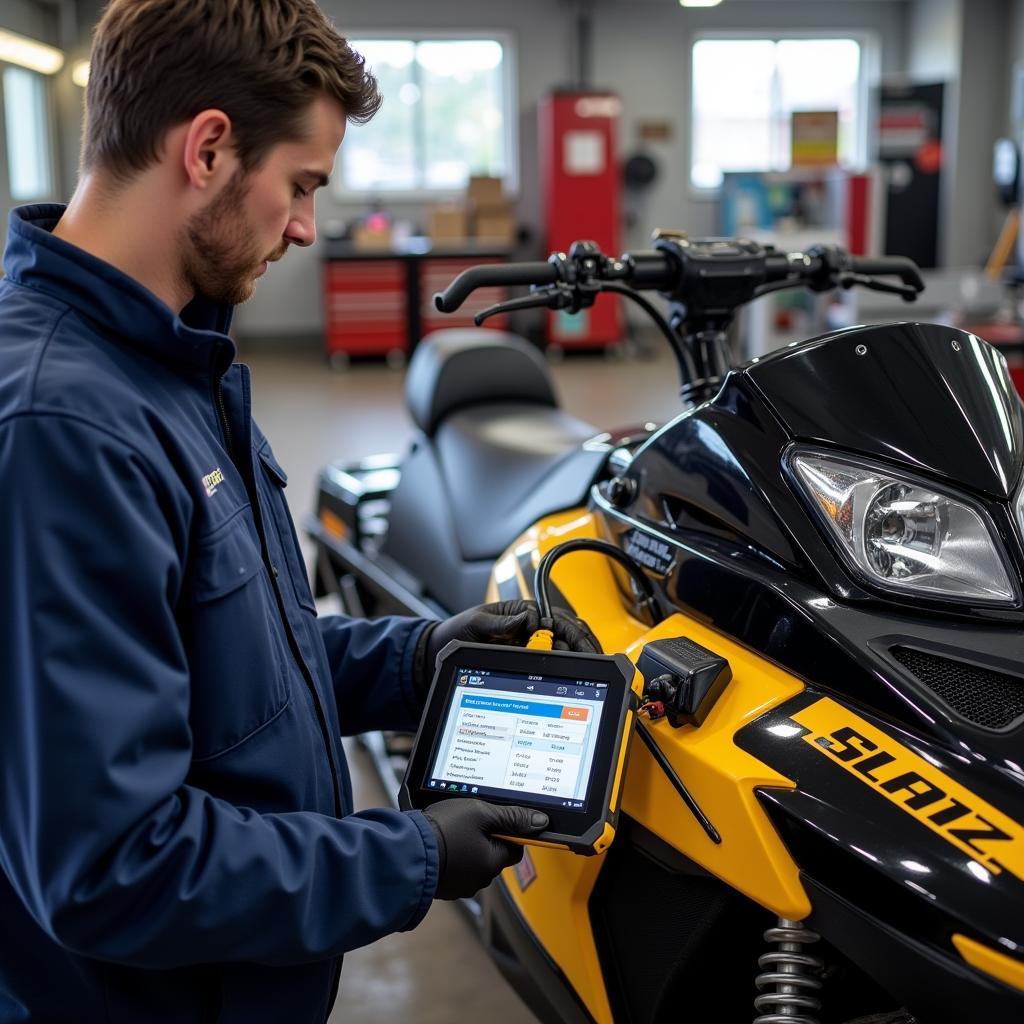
4 204 236 376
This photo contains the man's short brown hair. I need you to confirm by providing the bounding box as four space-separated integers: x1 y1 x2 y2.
83 0 380 180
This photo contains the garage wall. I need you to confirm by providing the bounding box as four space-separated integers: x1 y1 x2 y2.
13 0 1019 337
902 0 1009 268
0 0 61 222
0 0 58 44
949 0 1007 268
232 0 570 340
905 0 961 79
233 0 909 341
1008 1 1024 133
592 0 906 248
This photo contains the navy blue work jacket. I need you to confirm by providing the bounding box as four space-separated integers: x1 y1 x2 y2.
0 205 439 1023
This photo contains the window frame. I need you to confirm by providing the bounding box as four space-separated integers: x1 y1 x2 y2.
688 28 880 199
335 28 519 202
0 62 58 204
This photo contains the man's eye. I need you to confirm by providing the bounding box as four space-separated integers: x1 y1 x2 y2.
294 185 309 199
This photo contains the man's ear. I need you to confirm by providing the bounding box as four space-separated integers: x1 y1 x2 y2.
181 109 236 190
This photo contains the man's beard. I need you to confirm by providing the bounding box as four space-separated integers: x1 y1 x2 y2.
181 169 283 306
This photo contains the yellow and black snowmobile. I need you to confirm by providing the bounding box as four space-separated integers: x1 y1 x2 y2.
310 236 1024 1023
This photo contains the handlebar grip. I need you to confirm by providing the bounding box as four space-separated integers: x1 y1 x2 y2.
850 255 925 292
434 261 559 313
625 251 678 290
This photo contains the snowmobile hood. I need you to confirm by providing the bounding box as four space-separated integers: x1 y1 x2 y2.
744 322 1024 500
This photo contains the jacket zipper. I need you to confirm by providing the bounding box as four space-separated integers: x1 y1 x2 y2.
212 374 343 820
213 377 234 457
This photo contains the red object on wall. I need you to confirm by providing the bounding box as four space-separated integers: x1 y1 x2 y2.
539 92 622 348
323 260 407 358
846 174 870 256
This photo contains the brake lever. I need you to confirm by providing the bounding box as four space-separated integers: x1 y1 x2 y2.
473 283 599 326
475 295 548 325
838 273 920 302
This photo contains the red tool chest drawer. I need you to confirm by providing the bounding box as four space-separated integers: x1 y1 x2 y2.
323 260 407 358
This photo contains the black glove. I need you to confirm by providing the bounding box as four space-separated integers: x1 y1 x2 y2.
423 799 549 900
414 600 602 700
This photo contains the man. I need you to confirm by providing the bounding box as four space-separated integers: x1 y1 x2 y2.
0 2 598 1021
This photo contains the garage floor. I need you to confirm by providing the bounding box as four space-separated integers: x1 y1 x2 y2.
240 339 684 1023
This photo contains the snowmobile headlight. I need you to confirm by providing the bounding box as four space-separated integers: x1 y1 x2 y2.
790 452 1017 605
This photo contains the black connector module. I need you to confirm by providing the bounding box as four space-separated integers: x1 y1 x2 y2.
637 636 732 728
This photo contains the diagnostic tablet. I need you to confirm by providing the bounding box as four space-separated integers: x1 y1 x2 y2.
399 640 640 855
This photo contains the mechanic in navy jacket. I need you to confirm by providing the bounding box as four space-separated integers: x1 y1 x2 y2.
0 2 598 1021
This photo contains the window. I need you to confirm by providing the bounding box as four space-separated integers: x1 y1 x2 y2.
3 66 53 200
690 36 865 190
341 36 513 194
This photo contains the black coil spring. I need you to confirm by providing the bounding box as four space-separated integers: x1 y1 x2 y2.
753 918 824 1024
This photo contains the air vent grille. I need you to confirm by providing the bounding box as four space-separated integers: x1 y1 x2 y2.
891 646 1024 730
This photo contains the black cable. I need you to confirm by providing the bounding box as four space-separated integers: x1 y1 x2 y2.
600 283 699 383
634 719 721 844
752 279 802 299
532 538 718 843
533 538 661 626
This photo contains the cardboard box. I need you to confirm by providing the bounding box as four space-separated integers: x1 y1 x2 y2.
429 204 469 243
467 175 505 209
351 223 393 250
474 211 517 248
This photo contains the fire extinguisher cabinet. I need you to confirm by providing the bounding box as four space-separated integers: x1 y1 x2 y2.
539 91 622 350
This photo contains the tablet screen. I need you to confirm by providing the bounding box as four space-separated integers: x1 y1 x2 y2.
425 665 608 811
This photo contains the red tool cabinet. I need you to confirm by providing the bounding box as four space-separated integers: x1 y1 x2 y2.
322 245 510 364
323 259 406 360
539 91 622 350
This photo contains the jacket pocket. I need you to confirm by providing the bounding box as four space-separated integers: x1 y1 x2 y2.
186 509 291 761
192 513 261 601
256 442 318 614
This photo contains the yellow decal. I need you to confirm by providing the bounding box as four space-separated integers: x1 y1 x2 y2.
953 933 1024 992
202 467 225 497
793 698 1024 882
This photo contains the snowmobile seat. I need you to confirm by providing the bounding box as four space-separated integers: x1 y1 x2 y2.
383 330 607 610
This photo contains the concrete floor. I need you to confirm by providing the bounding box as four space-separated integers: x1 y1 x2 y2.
239 338 685 1023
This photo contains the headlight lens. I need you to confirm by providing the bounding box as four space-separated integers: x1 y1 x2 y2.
791 452 1017 604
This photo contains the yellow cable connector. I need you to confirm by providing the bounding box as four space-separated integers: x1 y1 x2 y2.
527 629 555 650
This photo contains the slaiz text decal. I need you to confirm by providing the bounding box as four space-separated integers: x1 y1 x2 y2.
792 698 1024 882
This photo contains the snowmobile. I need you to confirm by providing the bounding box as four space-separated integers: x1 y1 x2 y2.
309 233 1024 1023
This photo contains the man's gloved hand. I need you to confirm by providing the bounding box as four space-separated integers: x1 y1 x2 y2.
423 799 549 900
414 600 602 699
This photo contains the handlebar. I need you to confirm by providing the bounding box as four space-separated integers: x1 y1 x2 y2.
433 240 924 317
434 249 678 314
844 255 925 293
432 238 926 408
434 261 558 313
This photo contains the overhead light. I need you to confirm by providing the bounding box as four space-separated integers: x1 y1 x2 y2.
72 60 90 88
680 0 723 6
0 29 64 76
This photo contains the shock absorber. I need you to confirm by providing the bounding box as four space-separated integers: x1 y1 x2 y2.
753 918 824 1024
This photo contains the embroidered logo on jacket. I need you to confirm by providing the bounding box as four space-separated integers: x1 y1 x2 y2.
202 467 225 497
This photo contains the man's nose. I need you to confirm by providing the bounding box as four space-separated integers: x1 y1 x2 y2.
285 214 316 248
